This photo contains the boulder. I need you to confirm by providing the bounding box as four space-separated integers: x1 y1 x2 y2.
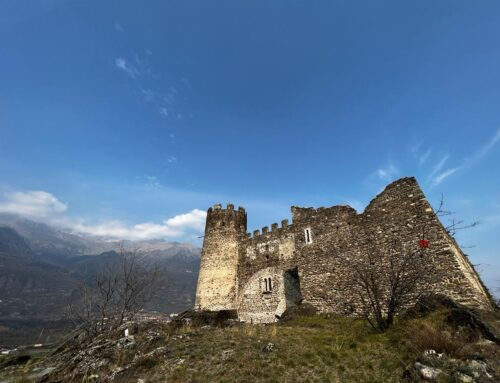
415 362 443 381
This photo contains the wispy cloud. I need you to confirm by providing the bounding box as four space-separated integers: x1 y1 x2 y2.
114 22 123 32
428 129 500 188
409 139 432 167
375 164 399 182
141 88 157 102
469 128 500 164
431 167 460 186
144 175 162 189
427 154 449 179
113 49 190 120
115 57 139 79
418 149 432 167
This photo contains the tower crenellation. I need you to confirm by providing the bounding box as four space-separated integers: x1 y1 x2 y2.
205 203 247 233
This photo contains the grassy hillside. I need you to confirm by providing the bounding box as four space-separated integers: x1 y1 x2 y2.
1 304 498 383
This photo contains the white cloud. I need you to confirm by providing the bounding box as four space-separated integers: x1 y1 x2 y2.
115 57 139 78
114 22 123 32
375 164 399 182
431 167 459 187
0 188 207 241
0 190 67 218
167 156 177 164
165 209 206 230
71 209 206 240
71 220 181 240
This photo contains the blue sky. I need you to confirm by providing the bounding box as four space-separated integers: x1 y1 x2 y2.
0 1 499 291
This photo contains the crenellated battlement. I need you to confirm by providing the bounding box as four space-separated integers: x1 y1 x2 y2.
246 218 292 240
205 203 247 233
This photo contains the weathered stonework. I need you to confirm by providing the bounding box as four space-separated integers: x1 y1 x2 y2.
195 178 493 323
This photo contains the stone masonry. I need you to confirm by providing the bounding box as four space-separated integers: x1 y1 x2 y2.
194 177 493 323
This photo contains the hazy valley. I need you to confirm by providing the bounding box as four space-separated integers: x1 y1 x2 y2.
0 214 200 347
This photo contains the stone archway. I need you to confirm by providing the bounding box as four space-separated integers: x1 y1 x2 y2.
237 267 302 323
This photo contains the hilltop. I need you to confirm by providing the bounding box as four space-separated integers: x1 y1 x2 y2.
1 300 499 383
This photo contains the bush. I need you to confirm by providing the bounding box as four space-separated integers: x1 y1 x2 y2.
407 322 465 358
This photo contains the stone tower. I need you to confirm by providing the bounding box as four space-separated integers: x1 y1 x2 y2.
195 203 247 311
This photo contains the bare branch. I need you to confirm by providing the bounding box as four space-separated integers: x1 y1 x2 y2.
65 244 165 336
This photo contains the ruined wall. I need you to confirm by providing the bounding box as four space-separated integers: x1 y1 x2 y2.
291 205 364 314
195 177 492 320
237 219 296 295
361 177 491 310
194 204 247 311
293 177 491 313
237 267 302 323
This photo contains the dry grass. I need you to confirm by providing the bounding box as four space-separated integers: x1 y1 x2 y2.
406 321 466 358
154 315 412 383
6 308 499 383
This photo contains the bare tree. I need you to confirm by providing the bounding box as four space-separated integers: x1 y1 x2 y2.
435 194 479 237
345 239 436 332
66 244 164 335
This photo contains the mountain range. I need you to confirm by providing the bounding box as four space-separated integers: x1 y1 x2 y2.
0 213 201 347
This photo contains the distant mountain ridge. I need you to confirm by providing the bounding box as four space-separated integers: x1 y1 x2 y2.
0 213 201 258
0 226 32 256
0 214 201 347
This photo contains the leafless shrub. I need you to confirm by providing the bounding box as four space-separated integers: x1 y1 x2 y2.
435 194 479 238
345 238 437 332
66 243 165 336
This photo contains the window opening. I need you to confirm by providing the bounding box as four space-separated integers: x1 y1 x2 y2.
305 228 313 244
263 277 273 292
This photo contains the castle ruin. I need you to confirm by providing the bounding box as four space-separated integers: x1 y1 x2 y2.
194 177 492 323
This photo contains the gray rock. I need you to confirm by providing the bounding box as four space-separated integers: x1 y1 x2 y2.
415 362 443 381
262 342 275 353
466 360 489 379
221 349 234 360
423 349 436 357
28 367 55 379
117 335 136 349
453 372 474 383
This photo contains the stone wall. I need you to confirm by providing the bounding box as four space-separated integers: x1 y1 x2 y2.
237 219 296 295
237 266 302 323
196 177 493 321
194 204 247 311
361 177 490 309
292 177 491 313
